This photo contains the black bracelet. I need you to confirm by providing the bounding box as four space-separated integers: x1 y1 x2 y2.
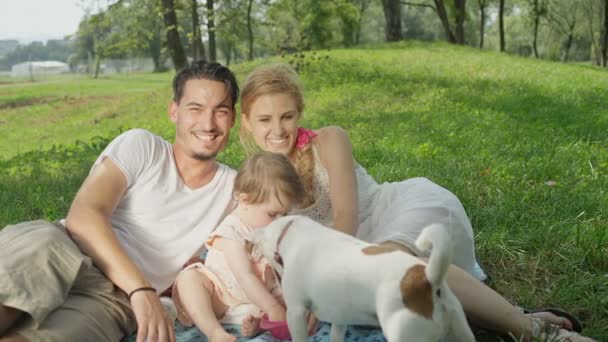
128 286 156 300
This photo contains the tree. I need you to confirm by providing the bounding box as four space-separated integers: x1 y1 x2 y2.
82 12 113 77
546 0 579 62
191 0 206 61
337 0 361 47
142 0 167 72
499 0 506 51
429 0 466 44
455 0 466 43
207 0 217 61
117 0 168 72
161 0 188 70
354 0 372 44
247 0 254 60
602 0 608 66
478 0 489 48
382 0 402 41
526 0 548 57
303 0 337 47
582 0 603 64
216 0 248 64
432 0 457 43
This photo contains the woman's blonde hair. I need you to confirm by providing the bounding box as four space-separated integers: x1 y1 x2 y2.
234 151 304 207
239 64 316 207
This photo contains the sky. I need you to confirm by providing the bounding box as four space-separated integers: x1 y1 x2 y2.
0 0 95 43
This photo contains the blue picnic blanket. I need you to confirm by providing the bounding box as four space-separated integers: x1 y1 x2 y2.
122 250 388 342
124 321 387 342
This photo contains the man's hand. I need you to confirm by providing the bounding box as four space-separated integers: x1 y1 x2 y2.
131 291 175 342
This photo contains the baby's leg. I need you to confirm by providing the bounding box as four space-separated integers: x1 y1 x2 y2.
175 268 235 342
241 314 262 337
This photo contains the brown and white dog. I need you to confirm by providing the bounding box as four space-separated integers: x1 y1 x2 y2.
250 215 475 342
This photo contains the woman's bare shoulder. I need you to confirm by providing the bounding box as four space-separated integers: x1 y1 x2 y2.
313 126 353 165
314 125 350 145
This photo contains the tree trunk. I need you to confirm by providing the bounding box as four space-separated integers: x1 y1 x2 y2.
562 31 573 62
87 51 93 74
161 0 188 71
532 0 540 58
206 0 217 61
226 43 233 66
602 0 608 66
454 0 466 44
381 0 402 41
191 0 206 61
247 0 254 60
433 0 457 43
94 54 101 79
479 0 486 48
93 38 101 78
149 24 163 72
499 0 506 52
583 0 600 65
355 0 369 45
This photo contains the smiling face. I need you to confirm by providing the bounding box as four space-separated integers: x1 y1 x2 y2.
242 93 300 157
169 78 235 161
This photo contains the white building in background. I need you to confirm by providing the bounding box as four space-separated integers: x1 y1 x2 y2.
10 61 70 78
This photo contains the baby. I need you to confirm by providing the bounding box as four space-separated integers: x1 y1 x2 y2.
172 151 304 342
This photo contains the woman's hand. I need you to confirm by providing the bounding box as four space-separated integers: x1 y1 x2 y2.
131 290 175 342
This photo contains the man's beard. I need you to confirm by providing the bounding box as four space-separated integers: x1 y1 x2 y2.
192 151 218 161
189 129 226 161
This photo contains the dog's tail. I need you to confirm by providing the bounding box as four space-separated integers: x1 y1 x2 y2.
414 224 453 287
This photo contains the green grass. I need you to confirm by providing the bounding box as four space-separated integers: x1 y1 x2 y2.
1 41 606 340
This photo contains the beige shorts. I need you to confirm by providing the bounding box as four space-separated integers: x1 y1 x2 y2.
0 220 136 341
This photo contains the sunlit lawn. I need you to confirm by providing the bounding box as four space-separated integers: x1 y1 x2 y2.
1 41 606 340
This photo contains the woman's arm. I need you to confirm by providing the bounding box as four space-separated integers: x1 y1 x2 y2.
215 237 286 320
315 126 359 236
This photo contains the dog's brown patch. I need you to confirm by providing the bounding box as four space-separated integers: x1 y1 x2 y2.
400 264 433 319
361 245 399 255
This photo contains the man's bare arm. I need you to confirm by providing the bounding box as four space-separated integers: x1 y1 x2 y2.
66 157 150 292
65 157 175 342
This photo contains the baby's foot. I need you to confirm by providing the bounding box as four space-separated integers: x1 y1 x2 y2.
209 327 237 342
241 314 262 337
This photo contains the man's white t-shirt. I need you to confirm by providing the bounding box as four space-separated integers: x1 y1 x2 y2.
92 129 236 292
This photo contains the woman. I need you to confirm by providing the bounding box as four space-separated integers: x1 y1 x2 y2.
238 63 594 342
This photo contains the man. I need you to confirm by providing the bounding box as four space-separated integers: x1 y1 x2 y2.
0 60 238 342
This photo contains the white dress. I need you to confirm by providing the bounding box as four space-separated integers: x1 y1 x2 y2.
290 146 487 281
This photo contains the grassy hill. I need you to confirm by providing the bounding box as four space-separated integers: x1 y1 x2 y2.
0 41 606 339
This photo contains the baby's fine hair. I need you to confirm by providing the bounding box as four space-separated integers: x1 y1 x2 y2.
234 151 304 206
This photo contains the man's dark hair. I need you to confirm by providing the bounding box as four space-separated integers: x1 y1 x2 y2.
172 60 239 108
